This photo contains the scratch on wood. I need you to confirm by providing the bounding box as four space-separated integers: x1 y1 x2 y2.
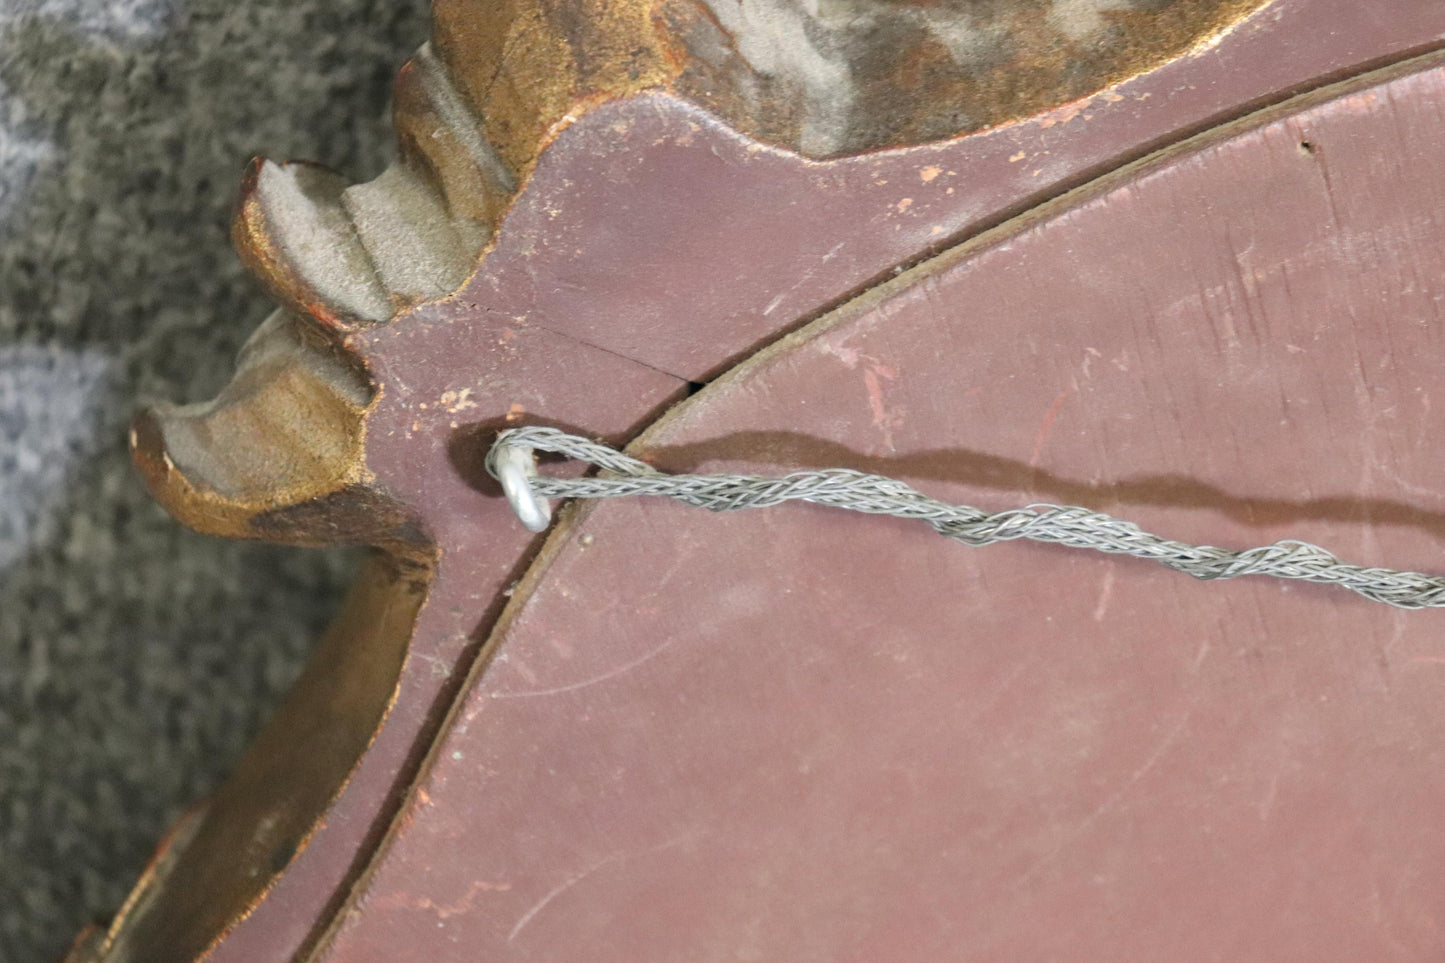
415 879 514 921
1029 386 1074 468
1257 771 1281 823
492 635 678 699
1091 568 1115 622
508 835 693 943
1017 705 1193 885
762 240 846 316
862 361 903 450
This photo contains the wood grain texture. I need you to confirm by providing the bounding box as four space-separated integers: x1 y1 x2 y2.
318 54 1445 962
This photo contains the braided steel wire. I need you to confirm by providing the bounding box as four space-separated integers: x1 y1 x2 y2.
486 426 1445 610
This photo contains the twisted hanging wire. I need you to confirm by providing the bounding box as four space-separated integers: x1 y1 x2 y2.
485 426 1445 610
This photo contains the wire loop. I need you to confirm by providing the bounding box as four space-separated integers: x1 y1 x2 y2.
486 426 1445 610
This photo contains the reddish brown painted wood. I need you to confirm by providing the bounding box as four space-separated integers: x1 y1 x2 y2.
397 0 1445 385
241 10 1445 961
319 55 1445 961
107 3 1445 960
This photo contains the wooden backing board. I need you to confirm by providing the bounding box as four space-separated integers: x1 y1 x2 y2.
93 1 1445 960
264 7 1445 960
319 53 1445 961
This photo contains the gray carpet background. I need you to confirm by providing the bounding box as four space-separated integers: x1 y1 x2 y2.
0 1 429 958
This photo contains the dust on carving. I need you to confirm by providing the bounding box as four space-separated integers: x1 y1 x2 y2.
668 0 1272 156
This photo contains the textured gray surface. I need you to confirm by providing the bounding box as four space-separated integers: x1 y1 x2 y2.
0 1 428 958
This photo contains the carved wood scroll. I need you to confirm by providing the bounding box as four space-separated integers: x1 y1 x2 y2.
70 1 1445 960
